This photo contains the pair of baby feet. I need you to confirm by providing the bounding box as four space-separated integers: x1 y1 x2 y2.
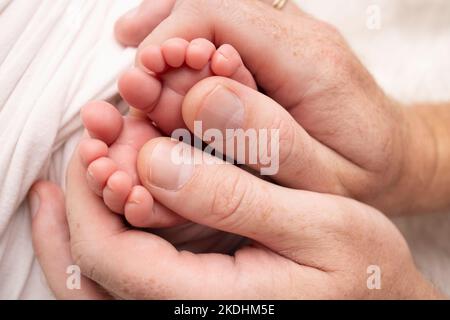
78 38 256 228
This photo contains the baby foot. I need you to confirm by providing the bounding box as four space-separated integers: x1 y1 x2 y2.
78 101 185 228
119 38 256 135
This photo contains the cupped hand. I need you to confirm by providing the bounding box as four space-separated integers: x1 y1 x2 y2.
29 136 440 299
27 0 445 300
116 0 437 216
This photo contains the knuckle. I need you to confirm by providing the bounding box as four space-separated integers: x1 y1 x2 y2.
276 116 296 166
70 239 97 280
318 21 342 40
309 22 352 76
178 0 247 26
317 43 349 74
209 169 252 227
275 116 311 172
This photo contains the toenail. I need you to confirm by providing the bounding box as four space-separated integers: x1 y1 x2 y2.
217 51 229 61
106 180 115 192
129 198 141 205
197 85 245 134
87 169 95 179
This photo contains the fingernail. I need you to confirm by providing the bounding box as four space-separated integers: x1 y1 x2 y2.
197 85 245 133
28 191 40 218
146 142 195 191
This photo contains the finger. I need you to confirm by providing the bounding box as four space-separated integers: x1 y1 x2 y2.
67 153 300 299
136 138 344 258
181 76 350 192
68 142 346 298
29 181 110 299
115 0 176 47
135 0 313 107
115 0 300 47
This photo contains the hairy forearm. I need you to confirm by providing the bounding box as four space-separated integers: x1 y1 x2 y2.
401 103 450 215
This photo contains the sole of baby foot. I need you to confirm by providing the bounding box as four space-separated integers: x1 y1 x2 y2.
80 101 184 227
119 38 256 135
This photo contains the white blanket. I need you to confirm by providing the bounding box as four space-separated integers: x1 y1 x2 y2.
0 0 448 299
0 0 138 299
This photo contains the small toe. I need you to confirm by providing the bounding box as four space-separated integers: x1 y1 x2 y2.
78 138 108 168
86 157 118 196
140 45 166 73
81 101 123 146
118 68 162 113
150 202 187 228
124 186 154 227
186 38 216 70
211 44 242 77
212 44 257 89
161 38 189 68
103 171 133 214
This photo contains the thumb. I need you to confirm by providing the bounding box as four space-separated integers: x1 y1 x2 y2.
136 140 409 273
136 137 342 265
29 181 110 300
181 76 349 194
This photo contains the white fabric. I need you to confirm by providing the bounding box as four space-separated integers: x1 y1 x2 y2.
0 0 449 299
0 0 138 299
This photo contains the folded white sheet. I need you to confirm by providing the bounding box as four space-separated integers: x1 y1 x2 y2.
0 0 138 299
0 0 448 299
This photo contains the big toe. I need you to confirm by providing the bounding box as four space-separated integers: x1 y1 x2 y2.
81 101 123 146
118 68 162 113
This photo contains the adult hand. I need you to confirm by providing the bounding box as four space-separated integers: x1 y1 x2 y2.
29 140 442 299
114 0 300 47
116 0 448 216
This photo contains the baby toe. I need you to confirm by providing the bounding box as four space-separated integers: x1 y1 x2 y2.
118 68 162 113
103 171 133 214
78 138 108 168
124 185 154 227
81 101 123 146
140 45 166 73
186 38 216 70
86 157 118 196
211 44 242 77
161 38 189 68
212 44 257 89
150 202 187 228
